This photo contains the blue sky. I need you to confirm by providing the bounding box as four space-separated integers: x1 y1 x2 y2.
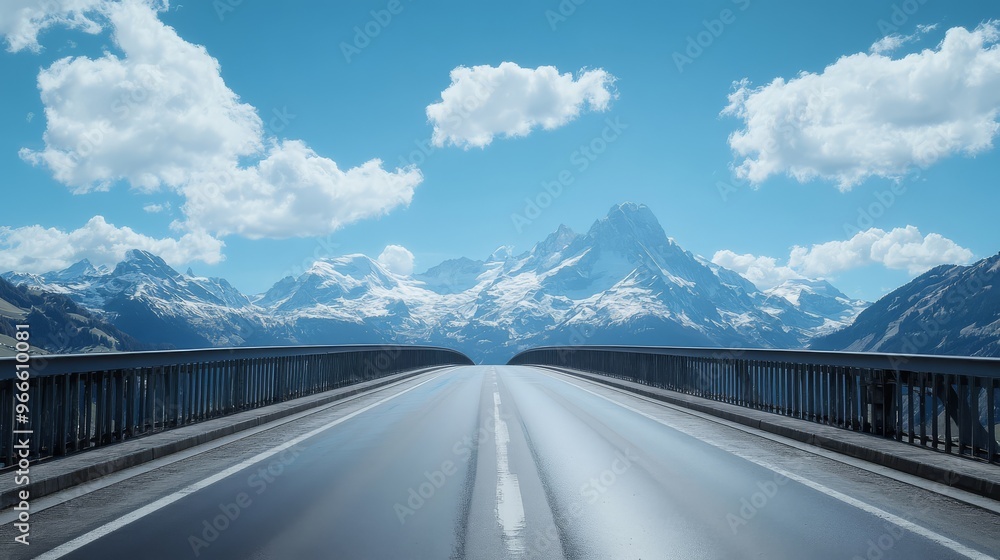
1 0 998 302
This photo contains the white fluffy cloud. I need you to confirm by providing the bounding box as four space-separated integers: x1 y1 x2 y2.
377 245 415 276
19 0 263 193
0 216 223 273
15 0 420 246
711 250 804 289
426 62 616 149
713 226 973 289
181 141 421 239
869 34 909 55
723 22 1000 189
788 226 974 276
0 0 107 53
142 202 170 213
869 25 937 55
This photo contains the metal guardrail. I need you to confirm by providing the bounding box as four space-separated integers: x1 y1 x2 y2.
0 345 472 468
509 346 1000 464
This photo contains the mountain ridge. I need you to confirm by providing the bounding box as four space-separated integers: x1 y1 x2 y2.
810 252 1000 357
3 203 875 362
0 275 153 356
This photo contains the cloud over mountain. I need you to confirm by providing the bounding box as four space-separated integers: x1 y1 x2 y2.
714 226 973 289
14 0 420 249
0 216 223 273
377 245 415 276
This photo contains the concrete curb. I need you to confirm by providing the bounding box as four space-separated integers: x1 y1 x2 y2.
0 366 446 510
541 366 1000 502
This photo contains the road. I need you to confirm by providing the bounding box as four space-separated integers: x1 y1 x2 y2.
2 365 998 559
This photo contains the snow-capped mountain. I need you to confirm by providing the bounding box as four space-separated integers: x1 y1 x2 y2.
413 257 493 295
256 255 428 343
0 276 150 356
429 203 810 361
2 203 878 362
2 258 108 300
240 203 862 361
3 250 290 349
811 252 1000 357
759 279 869 338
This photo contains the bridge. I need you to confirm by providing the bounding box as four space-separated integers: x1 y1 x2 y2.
0 344 998 558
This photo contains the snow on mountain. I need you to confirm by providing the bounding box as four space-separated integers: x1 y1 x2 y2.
1 271 66 294
260 255 424 335
811 252 1000 357
281 203 870 361
532 205 804 351
413 257 490 295
0 276 152 356
698 256 761 296
760 278 869 338
272 202 823 360
3 250 287 349
44 258 106 282
1 203 877 362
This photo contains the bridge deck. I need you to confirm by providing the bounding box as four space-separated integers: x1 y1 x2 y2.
1 366 996 559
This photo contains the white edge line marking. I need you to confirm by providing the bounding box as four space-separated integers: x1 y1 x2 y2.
531 367 994 560
0 366 455 526
33 370 451 560
537 367 1000 516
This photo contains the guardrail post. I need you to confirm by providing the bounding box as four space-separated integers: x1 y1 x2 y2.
94 373 105 447
54 375 66 456
988 379 997 461
40 376 52 455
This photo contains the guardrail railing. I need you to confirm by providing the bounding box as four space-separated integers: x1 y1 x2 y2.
509 346 1000 464
1 345 472 468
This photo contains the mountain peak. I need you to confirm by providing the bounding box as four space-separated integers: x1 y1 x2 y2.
123 249 162 264
414 257 488 294
588 202 671 253
46 258 100 282
534 224 579 254
114 249 179 279
610 201 657 223
307 255 398 288
487 246 514 263
600 202 663 231
310 254 378 275
770 278 849 300
417 257 483 278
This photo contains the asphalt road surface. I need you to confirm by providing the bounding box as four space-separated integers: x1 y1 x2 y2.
2 366 998 559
